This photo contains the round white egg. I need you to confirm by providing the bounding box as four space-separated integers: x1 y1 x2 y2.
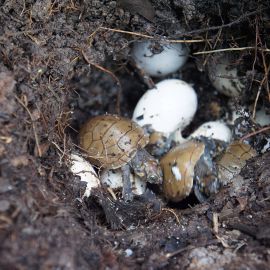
133 79 198 134
131 41 189 77
207 54 245 97
189 121 232 143
100 169 146 196
69 153 100 198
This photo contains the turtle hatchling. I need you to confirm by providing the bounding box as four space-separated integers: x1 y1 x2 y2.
79 114 163 201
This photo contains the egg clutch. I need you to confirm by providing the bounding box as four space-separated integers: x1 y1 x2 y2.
71 40 260 204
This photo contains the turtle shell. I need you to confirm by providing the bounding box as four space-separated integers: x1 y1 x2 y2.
160 141 205 202
79 114 149 169
217 140 257 185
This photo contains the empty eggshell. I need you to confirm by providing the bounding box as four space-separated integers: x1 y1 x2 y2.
207 54 245 97
189 121 232 143
131 41 189 77
69 153 100 198
133 79 198 134
100 169 146 196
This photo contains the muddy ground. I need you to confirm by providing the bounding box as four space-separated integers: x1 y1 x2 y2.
1 0 270 269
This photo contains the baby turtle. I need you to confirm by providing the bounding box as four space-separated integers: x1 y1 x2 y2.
160 141 206 202
79 114 162 201
160 140 218 203
217 140 257 185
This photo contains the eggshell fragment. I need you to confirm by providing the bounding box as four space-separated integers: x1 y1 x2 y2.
133 79 198 134
207 54 245 97
189 121 232 143
131 41 189 77
69 153 100 198
100 169 146 196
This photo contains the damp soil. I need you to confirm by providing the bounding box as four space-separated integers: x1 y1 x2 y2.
1 1 270 269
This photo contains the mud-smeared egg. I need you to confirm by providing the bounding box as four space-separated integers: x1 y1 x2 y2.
131 41 189 77
207 53 245 97
189 121 232 143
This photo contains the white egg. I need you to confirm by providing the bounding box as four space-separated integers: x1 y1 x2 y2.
100 169 146 196
133 79 198 134
131 41 189 77
69 153 100 198
254 107 270 126
189 121 232 143
207 54 245 97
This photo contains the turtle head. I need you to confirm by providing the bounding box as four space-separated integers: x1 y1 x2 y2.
131 148 163 184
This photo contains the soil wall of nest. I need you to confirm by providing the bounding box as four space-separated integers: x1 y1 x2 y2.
0 1 270 269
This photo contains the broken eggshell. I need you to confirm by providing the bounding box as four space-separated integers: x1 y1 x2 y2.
217 141 257 186
189 121 232 143
160 141 206 202
131 41 189 77
100 169 146 196
207 53 245 97
69 153 100 198
133 79 198 135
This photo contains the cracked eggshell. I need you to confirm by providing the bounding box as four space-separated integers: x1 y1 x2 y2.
133 79 198 134
131 41 189 77
189 121 232 143
207 54 245 97
100 169 146 196
69 153 100 198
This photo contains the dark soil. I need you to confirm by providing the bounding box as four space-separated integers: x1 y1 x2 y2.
1 1 270 269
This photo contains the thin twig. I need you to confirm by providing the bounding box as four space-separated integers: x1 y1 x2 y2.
100 8 264 40
165 239 220 259
252 86 262 119
180 8 267 36
213 212 219 235
14 95 42 157
260 47 270 102
162 208 180 224
81 50 122 115
250 17 259 117
99 26 208 43
240 126 270 141
193 46 270 55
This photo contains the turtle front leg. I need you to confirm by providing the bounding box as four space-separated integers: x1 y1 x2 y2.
122 164 134 202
